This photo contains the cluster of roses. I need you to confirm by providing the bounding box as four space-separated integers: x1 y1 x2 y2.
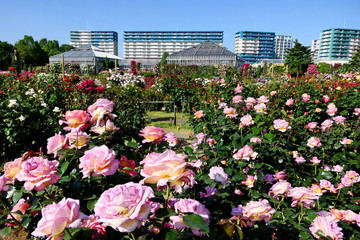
139 126 179 147
76 79 105 94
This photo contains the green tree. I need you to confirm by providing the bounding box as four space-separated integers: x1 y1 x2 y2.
14 35 48 67
349 47 360 71
159 51 169 66
0 41 14 70
285 39 312 76
60 44 73 52
317 62 331 74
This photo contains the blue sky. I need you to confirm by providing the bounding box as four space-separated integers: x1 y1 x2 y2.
1 0 359 57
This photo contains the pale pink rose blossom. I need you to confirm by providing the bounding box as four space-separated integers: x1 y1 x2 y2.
17 157 60 192
273 119 291 132
94 183 156 232
295 156 306 163
139 126 165 144
140 150 195 193
234 189 244 195
330 209 358 224
79 145 119 178
189 160 204 169
274 171 287 181
209 166 230 188
268 181 292 199
59 110 90 131
47 132 68 157
170 199 210 236
232 95 244 104
206 138 216 146
233 145 258 161
0 175 10 192
322 95 331 103
240 114 254 127
309 211 343 240
286 98 294 106
242 199 275 227
32 198 87 240
323 165 331 171
65 130 90 149
270 91 277 96
234 85 243 93
320 180 335 191
311 184 323 194
257 95 269 104
302 93 311 102
288 187 321 208
242 175 256 188
200 186 217 198
306 122 318 132
196 132 207 144
340 138 353 145
307 137 321 148
3 158 23 184
315 108 322 113
250 137 261 144
353 108 360 116
224 107 238 118
332 116 346 125
87 98 116 127
218 102 228 109
310 157 321 165
321 119 333 132
254 103 267 114
328 103 336 108
332 165 343 173
91 120 119 134
165 132 179 147
245 97 257 108
194 110 205 119
7 198 29 226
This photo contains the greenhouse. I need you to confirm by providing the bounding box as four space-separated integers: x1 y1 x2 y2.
49 46 122 73
167 42 244 67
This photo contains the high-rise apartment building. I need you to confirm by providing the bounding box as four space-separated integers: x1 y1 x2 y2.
235 31 275 63
70 31 118 56
318 28 360 61
311 39 320 60
275 35 293 59
123 31 223 59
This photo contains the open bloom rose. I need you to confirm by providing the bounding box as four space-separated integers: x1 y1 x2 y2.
242 199 275 227
329 209 358 224
354 108 360 116
79 145 119 178
91 120 119 135
273 119 291 132
47 132 68 157
233 145 258 161
288 187 321 208
250 137 261 144
310 157 321 164
139 126 165 144
7 198 29 226
240 114 254 127
245 97 257 108
87 98 116 126
194 110 205 119
4 158 23 184
0 175 10 192
340 138 353 145
302 93 311 102
209 166 230 188
286 98 294 106
274 171 287 181
65 130 90 149
234 85 243 93
309 211 343 240
254 103 267 114
321 119 333 132
170 199 210 236
269 181 292 199
165 132 179 147
322 95 331 103
59 110 90 131
295 156 306 164
315 108 322 113
94 182 156 232
307 137 321 148
232 95 243 104
270 91 277 96
307 122 318 132
327 107 337 116
32 198 87 240
332 116 346 125
17 157 60 192
223 107 238 118
242 175 256 188
257 95 269 104
140 150 195 193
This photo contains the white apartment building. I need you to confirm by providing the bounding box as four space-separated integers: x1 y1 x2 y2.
311 39 320 60
275 35 293 59
123 31 223 59
70 31 118 56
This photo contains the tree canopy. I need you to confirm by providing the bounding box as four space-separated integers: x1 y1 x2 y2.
285 39 312 76
0 41 14 70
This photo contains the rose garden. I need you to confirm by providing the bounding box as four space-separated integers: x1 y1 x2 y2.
1 61 360 240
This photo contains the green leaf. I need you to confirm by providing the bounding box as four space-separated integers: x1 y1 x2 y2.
12 190 23 202
0 227 11 237
165 229 178 240
265 133 274 140
155 208 176 218
59 161 70 176
346 204 360 211
183 213 210 234
87 199 98 211
319 171 334 180
124 138 139 149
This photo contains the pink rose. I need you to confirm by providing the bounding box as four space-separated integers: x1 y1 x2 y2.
270 91 277 96
209 166 230 188
245 97 257 109
320 180 335 191
169 199 210 236
274 171 287 180
240 114 254 127
194 110 205 119
250 137 261 144
306 122 318 132
332 165 343 173
309 211 343 239
7 198 29 226
139 126 165 144
32 198 87 239
47 132 68 157
332 116 346 125
286 98 294 106
165 132 179 147
0 175 10 192
94 182 156 232
196 132 206 143
206 138 216 146
91 120 119 135
269 181 292 199
354 108 360 116
140 150 195 193
242 175 256 188
340 138 353 145
254 103 267 114
232 95 243 104
87 98 116 126
79 145 119 178
330 209 358 224
243 199 275 227
233 145 258 161
315 108 322 113
4 158 23 184
65 130 91 149
273 119 291 132
223 107 238 118
302 93 311 102
17 157 60 191
310 157 321 164
321 119 333 132
234 85 243 93
288 187 321 208
59 110 90 131
322 95 331 103
257 95 269 104
295 156 306 164
307 137 321 148
81 215 107 239
326 107 337 116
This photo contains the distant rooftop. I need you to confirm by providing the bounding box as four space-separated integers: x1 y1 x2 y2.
169 42 235 57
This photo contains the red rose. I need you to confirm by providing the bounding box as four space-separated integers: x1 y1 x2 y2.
9 67 15 71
